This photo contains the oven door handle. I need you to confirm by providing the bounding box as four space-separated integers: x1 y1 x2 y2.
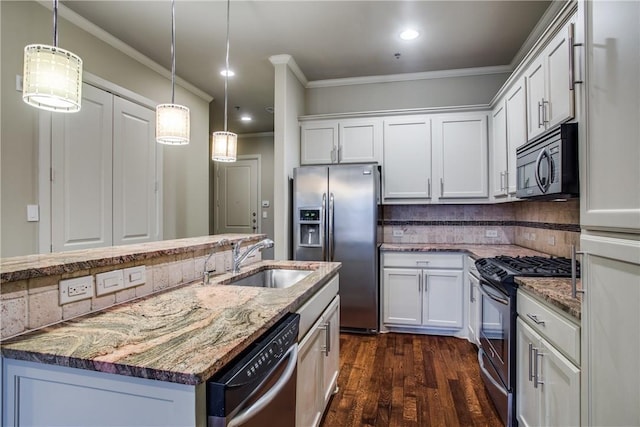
479 282 509 305
478 350 508 397
227 343 298 427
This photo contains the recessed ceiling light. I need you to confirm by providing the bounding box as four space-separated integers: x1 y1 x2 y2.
400 29 420 41
220 69 235 77
240 115 252 122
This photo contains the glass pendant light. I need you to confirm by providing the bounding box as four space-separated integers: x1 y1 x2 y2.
23 0 83 113
156 0 190 145
212 0 237 162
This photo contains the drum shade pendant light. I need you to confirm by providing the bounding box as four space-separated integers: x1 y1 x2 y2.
212 0 237 162
23 0 83 112
156 0 190 145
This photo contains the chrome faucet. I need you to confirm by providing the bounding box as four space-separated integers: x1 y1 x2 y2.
203 238 230 284
232 238 274 273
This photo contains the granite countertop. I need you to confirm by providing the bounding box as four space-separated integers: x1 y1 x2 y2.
0 234 263 284
381 243 580 320
516 277 582 320
0 260 341 385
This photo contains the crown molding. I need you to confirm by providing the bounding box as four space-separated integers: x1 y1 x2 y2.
37 1 213 102
306 65 512 89
299 104 491 121
269 54 309 86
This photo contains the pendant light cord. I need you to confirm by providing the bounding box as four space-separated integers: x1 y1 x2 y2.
223 0 231 132
53 0 58 46
170 0 176 104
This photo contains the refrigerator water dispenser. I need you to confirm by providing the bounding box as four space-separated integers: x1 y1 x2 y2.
298 208 321 247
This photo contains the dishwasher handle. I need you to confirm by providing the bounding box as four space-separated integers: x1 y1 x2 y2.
227 343 298 427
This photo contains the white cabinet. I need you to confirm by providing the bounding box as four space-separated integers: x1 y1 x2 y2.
526 18 576 140
300 119 381 165
491 101 508 198
296 294 340 427
517 289 581 427
505 77 527 195
382 116 432 201
381 252 465 336
516 318 580 427
579 1 640 232
433 113 489 199
467 264 481 345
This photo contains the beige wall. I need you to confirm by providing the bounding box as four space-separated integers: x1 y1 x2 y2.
0 1 211 257
305 73 510 115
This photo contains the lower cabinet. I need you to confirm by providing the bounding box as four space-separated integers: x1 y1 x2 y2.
296 295 340 427
381 252 465 335
516 291 580 427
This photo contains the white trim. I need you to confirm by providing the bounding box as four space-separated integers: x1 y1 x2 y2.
269 55 309 86
36 0 213 103
299 104 491 121
306 65 512 89
238 132 275 139
84 72 157 110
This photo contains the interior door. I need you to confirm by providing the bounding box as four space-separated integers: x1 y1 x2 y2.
215 157 260 234
112 97 158 245
51 83 113 252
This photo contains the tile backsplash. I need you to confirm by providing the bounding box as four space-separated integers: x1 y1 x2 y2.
382 199 580 257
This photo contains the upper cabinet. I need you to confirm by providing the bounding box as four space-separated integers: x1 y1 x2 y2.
382 116 432 200
433 113 489 199
526 17 576 140
300 118 382 165
504 78 527 195
580 1 640 232
491 100 508 198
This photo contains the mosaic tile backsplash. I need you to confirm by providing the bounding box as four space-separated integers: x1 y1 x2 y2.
382 199 580 258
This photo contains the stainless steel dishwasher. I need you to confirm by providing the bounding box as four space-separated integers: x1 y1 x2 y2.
207 313 299 427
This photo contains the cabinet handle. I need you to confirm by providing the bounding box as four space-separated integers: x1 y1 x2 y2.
427 178 431 198
533 348 544 389
571 244 585 298
424 275 428 293
528 343 534 382
526 313 545 326
338 145 342 163
537 101 543 128
416 260 430 266
569 23 584 88
324 320 331 355
418 275 422 292
500 171 506 192
470 281 475 302
440 178 444 196
542 99 549 124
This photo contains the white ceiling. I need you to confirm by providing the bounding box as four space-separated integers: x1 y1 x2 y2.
61 0 553 134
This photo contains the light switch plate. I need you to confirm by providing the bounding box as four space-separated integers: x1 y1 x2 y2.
96 270 125 296
27 204 39 222
123 266 146 289
60 276 94 305
485 230 498 238
392 229 404 237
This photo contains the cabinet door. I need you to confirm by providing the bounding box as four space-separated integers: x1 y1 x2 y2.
467 273 480 344
112 97 159 245
382 117 432 200
545 22 574 129
297 318 325 427
434 114 489 199
526 57 547 141
581 0 640 231
539 337 580 427
491 102 508 198
422 269 464 330
505 78 527 195
321 297 340 407
382 268 422 325
338 119 382 163
517 318 542 427
301 121 338 165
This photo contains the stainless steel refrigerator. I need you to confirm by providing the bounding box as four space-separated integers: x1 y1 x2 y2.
293 164 380 332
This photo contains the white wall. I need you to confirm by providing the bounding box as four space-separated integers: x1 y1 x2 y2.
271 56 305 260
305 72 510 115
0 1 211 257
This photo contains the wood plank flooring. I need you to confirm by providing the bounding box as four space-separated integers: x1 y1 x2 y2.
320 333 503 427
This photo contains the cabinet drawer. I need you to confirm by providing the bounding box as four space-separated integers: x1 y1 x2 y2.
383 252 464 269
518 290 580 365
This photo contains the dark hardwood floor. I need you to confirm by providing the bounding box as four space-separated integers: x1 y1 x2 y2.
320 333 503 427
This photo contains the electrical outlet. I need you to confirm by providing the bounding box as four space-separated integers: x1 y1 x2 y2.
547 236 556 246
392 229 404 237
59 276 94 304
485 230 498 238
123 266 146 289
96 270 125 296
530 233 537 241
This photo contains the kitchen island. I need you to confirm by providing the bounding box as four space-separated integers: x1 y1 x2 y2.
1 236 341 427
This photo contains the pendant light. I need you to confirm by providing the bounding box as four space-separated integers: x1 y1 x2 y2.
156 0 190 145
212 0 237 162
23 0 83 113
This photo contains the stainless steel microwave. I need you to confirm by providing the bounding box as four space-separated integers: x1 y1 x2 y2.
516 123 579 200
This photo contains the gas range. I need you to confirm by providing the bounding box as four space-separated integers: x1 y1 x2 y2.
475 255 580 294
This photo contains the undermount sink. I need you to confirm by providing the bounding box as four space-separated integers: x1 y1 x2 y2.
228 268 313 289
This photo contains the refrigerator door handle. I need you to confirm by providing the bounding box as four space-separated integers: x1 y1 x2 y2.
321 193 327 261
328 193 335 261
